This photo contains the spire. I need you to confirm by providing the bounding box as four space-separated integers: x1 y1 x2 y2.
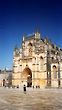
23 36 25 41
35 31 40 39
22 33 27 42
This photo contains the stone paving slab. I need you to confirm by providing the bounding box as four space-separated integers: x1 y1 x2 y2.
0 87 62 110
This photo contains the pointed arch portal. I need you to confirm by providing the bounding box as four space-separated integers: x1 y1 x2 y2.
22 67 32 87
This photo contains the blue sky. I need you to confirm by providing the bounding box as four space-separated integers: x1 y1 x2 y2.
0 0 62 70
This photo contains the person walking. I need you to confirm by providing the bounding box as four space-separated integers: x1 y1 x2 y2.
23 85 26 94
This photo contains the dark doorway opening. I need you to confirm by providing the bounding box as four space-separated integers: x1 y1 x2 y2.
27 75 32 87
22 67 32 87
3 79 5 86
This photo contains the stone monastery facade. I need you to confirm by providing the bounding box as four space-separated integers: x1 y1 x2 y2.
12 32 62 88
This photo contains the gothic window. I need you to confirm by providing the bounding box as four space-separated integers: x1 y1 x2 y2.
28 42 32 56
40 56 43 64
29 47 32 55
53 65 57 79
28 42 32 46
40 56 44 70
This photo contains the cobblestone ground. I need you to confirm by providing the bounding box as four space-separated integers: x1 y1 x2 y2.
0 87 62 110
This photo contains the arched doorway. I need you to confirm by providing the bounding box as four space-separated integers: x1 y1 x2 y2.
22 67 32 87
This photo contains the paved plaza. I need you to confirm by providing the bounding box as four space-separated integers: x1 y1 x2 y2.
0 87 62 110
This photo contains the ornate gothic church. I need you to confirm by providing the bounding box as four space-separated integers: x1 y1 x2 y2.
12 32 62 88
